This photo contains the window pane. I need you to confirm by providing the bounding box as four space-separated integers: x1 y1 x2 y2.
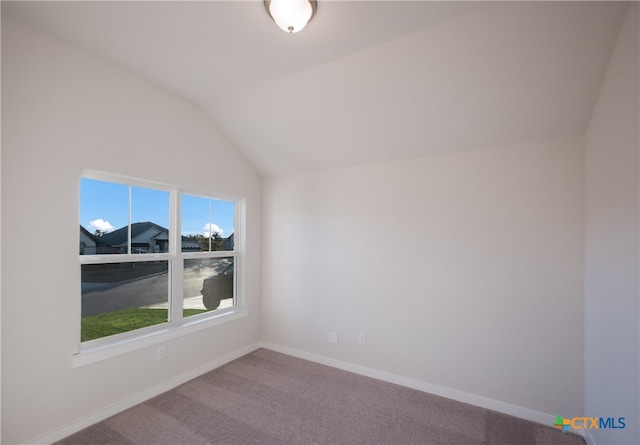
183 257 234 317
181 195 210 252
211 199 235 251
81 261 169 341
80 178 128 255
131 186 170 254
181 194 235 252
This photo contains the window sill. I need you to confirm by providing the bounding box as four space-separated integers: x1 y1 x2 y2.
72 307 248 368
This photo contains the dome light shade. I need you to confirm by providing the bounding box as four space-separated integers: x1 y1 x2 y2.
264 0 317 34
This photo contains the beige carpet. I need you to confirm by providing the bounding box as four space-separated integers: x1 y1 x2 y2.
56 349 585 445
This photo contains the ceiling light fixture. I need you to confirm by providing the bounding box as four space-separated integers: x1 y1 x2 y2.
264 0 317 34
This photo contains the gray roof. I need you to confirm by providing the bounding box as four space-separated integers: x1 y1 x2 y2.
97 221 168 246
87 222 234 251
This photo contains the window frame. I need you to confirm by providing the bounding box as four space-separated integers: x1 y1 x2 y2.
74 170 247 367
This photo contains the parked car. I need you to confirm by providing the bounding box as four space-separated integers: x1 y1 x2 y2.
200 262 234 309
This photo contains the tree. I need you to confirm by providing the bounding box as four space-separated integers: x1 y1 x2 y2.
211 232 224 251
183 233 224 251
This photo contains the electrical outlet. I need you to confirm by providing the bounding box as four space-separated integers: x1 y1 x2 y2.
358 332 366 345
156 345 165 360
328 332 338 345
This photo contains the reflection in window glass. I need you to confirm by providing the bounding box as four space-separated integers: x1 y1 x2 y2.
81 261 169 341
183 257 235 317
182 195 235 252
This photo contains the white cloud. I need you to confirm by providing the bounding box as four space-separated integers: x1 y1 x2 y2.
203 223 223 237
88 218 115 233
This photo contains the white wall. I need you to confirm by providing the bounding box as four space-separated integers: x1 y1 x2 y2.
1 14 262 444
263 135 585 419
585 3 639 445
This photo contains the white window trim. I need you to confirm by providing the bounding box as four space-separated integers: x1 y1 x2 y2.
74 170 248 368
72 308 248 367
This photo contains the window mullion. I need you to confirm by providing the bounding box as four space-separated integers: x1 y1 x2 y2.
170 189 183 323
234 200 242 308
79 253 170 264
181 250 233 260
127 185 132 255
208 198 212 252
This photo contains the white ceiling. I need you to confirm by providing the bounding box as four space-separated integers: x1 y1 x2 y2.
2 1 630 177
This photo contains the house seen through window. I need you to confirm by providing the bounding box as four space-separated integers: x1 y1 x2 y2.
79 174 238 344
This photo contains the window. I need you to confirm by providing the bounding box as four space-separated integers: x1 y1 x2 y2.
181 194 236 316
79 171 242 355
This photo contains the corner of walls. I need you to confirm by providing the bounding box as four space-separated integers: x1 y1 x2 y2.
584 3 639 445
262 135 585 422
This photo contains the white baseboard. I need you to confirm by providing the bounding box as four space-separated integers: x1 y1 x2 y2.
583 428 596 445
30 341 577 444
28 342 261 445
261 342 558 428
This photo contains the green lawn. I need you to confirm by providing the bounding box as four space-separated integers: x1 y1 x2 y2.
81 308 208 342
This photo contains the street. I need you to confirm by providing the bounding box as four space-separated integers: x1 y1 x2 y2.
81 263 228 317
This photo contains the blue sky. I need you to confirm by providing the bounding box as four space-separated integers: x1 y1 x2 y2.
80 178 235 238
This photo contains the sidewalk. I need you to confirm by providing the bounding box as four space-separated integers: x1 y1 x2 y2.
145 295 233 311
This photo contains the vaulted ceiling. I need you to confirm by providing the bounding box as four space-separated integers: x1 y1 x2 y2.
2 1 629 177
